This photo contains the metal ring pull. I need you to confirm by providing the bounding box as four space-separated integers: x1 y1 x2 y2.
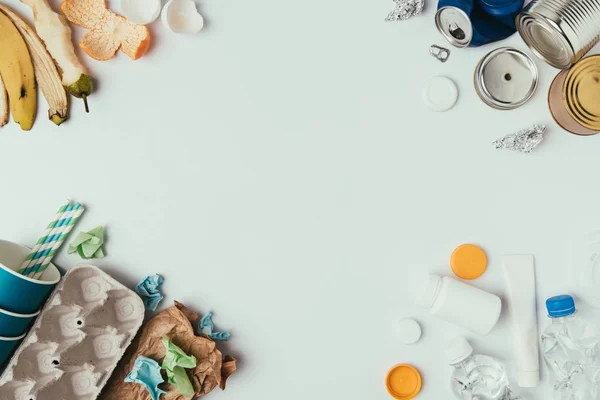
429 45 451 63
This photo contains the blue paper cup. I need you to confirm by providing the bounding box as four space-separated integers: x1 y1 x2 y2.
0 240 60 315
0 333 25 369
0 307 40 337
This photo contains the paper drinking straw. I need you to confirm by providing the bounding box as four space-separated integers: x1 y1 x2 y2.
25 203 81 278
18 200 71 273
31 204 85 280
23 203 79 278
18 202 74 275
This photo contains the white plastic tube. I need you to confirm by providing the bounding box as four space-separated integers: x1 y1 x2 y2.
502 254 539 387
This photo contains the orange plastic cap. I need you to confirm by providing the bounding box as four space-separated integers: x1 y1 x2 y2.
386 364 422 400
450 244 487 280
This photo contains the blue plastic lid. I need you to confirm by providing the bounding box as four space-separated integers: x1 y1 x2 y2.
546 295 576 318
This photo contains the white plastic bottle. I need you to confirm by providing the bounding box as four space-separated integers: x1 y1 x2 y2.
414 273 502 335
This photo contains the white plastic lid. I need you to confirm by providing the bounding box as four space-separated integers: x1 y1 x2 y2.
445 336 474 365
517 369 539 388
414 273 442 309
395 319 422 345
422 76 458 112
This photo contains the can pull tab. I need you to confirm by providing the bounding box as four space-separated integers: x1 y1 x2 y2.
448 22 466 40
429 45 451 63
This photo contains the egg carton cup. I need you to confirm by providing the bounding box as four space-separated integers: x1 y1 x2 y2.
0 264 145 400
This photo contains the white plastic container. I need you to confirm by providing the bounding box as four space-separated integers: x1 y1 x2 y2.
415 273 502 335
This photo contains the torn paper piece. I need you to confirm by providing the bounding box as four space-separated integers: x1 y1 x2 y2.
199 312 231 341
124 355 167 400
162 336 197 397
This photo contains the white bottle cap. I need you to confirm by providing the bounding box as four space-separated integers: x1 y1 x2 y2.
517 369 539 387
422 76 458 112
414 273 442 309
395 319 422 345
445 337 474 365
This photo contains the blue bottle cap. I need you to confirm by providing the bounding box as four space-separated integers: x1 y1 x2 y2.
546 295 576 318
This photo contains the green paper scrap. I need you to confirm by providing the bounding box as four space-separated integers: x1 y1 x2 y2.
68 226 105 259
161 336 197 397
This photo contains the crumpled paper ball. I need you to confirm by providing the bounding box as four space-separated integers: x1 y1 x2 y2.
68 226 105 259
135 274 164 311
101 302 237 400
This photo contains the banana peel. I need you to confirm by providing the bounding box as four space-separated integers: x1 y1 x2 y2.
0 76 7 127
0 5 68 125
0 10 36 131
21 0 93 112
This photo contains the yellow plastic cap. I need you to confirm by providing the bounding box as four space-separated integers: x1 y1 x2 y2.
450 244 487 280
386 364 422 400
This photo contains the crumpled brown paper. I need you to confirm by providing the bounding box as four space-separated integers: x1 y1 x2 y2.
101 302 237 400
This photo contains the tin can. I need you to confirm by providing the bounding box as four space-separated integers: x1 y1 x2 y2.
548 70 597 136
563 55 600 131
517 0 600 69
435 0 522 47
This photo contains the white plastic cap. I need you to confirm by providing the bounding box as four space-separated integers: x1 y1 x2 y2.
395 319 422 345
414 273 442 309
445 337 474 365
422 76 459 112
517 370 540 387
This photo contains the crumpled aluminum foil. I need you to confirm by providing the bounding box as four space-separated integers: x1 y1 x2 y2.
385 0 424 21
493 125 546 153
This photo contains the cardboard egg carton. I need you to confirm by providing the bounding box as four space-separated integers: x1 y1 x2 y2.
0 264 145 400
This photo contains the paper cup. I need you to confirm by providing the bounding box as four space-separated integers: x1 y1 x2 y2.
0 240 60 314
0 333 25 369
0 307 40 337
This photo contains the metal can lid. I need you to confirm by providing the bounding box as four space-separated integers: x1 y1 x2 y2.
474 47 538 110
435 6 472 48
548 70 597 136
564 55 600 131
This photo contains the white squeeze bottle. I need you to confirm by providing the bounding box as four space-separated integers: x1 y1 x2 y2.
541 295 600 400
446 337 521 400
414 273 502 335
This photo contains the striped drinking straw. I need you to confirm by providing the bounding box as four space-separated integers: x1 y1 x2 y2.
31 204 85 280
19 201 85 279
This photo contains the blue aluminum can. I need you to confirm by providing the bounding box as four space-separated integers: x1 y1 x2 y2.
435 0 524 47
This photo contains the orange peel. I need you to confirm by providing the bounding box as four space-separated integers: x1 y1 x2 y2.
60 0 150 61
